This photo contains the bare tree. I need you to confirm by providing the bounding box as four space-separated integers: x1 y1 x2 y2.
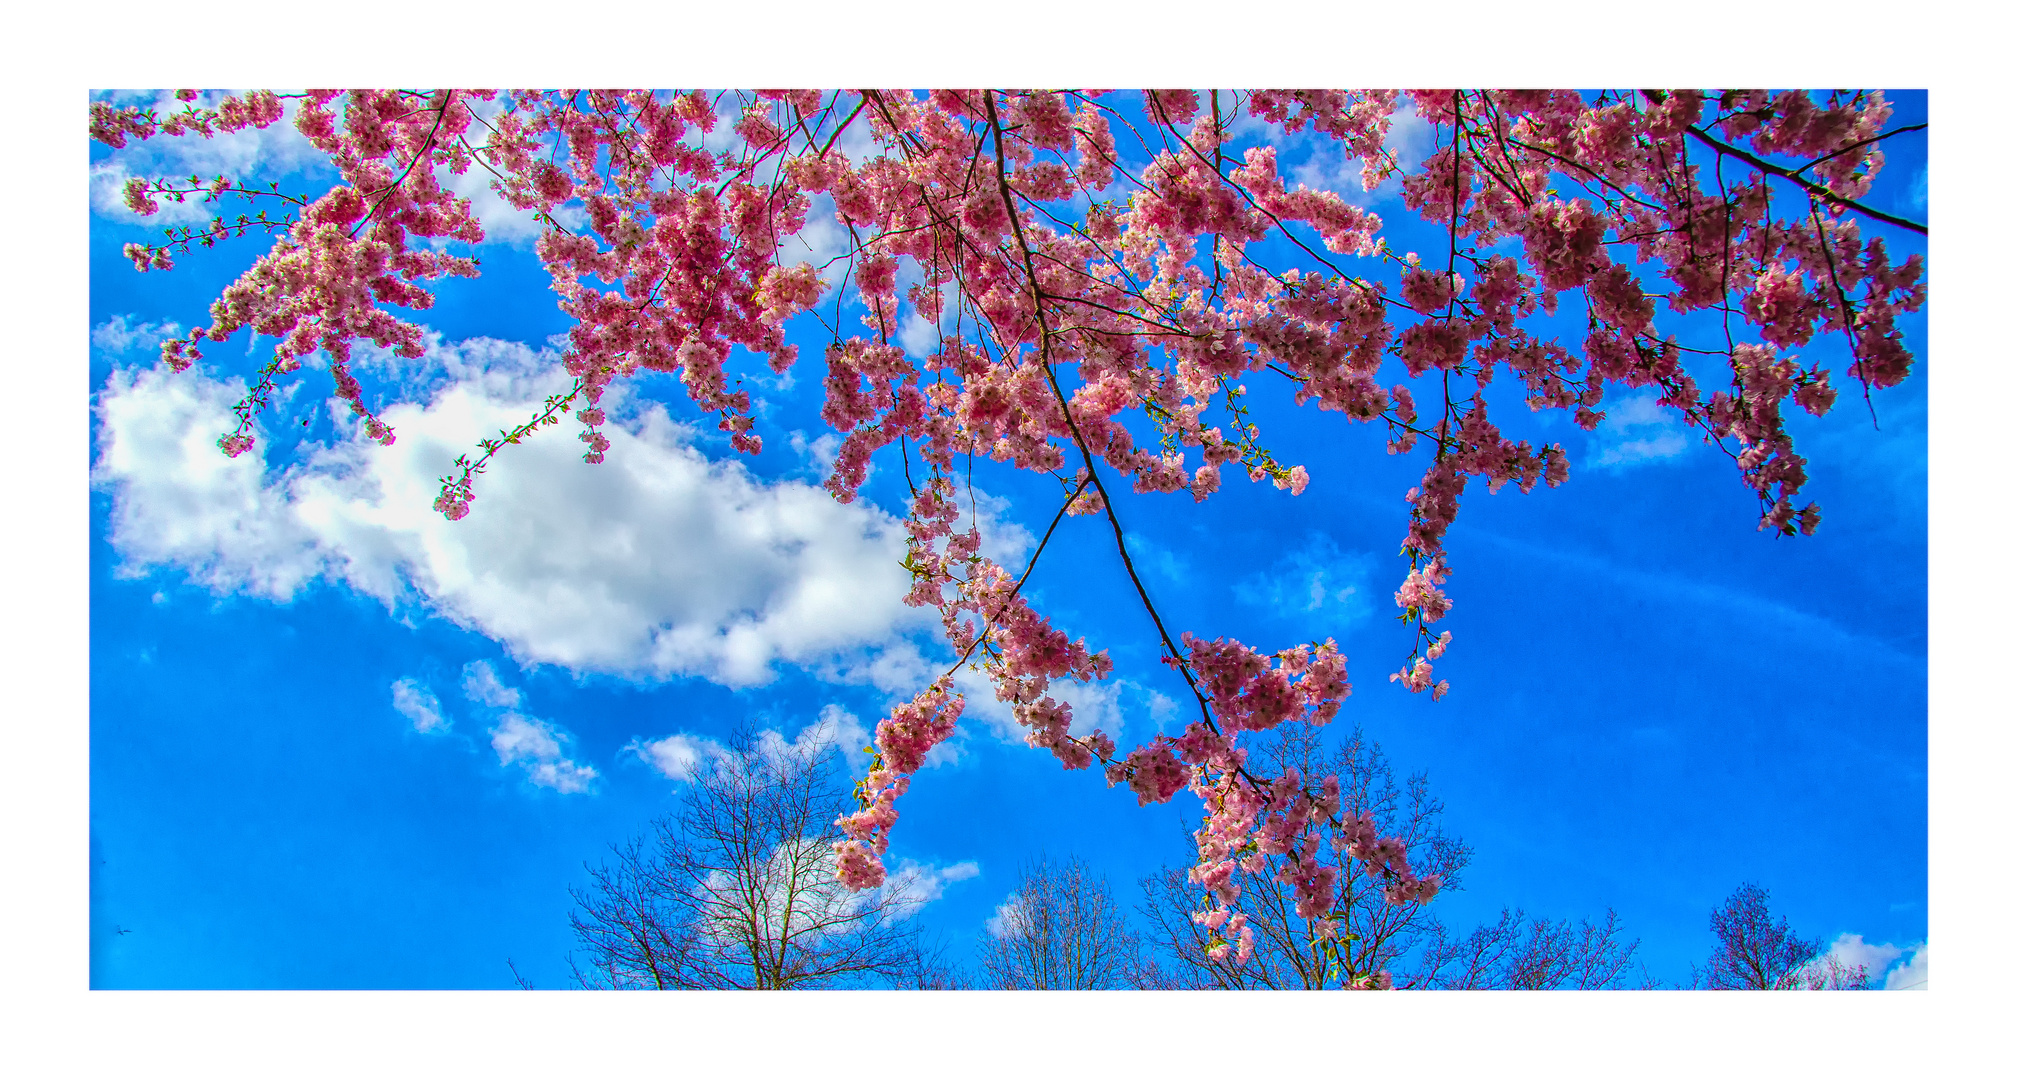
1407 907 1648 989
1133 723 1470 989
568 723 949 989
980 854 1140 990
1692 883 1873 990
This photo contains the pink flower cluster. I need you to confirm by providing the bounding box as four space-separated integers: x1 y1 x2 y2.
1394 557 1452 623
832 678 967 889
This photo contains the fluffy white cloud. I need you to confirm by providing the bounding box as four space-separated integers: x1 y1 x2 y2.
1793 933 1927 990
1883 941 1928 990
961 487 1036 571
92 363 327 600
1146 689 1178 730
390 677 448 733
1820 932 1904 977
92 331 931 687
1588 391 1693 469
762 703 873 773
490 712 598 794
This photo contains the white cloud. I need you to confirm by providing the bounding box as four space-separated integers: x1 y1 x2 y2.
490 712 597 793
91 363 325 600
1383 100 1438 176
1588 391 1693 470
813 638 935 696
1278 97 1431 208
460 660 522 709
960 488 1036 572
452 661 597 793
897 311 942 358
627 732 720 782
628 704 874 784
390 677 448 733
92 315 182 357
985 894 1025 939
1232 532 1371 622
1482 528 1917 668
89 90 565 247
1794 933 1926 990
1883 941 1928 990
788 430 842 477
882 858 982 909
1128 532 1191 588
694 842 972 946
438 160 546 244
90 90 326 227
765 703 873 776
91 331 931 687
777 193 850 288
1821 932 1904 976
432 92 568 244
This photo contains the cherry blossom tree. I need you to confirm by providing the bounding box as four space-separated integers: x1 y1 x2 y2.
1133 722 1468 989
1133 720 1649 989
92 88 1926 988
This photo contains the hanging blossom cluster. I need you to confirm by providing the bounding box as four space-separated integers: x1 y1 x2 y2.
97 88 1925 985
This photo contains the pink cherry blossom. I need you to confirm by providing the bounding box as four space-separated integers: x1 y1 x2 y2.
98 88 1925 946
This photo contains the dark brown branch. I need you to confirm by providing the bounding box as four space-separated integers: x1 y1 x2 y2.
1684 123 1926 235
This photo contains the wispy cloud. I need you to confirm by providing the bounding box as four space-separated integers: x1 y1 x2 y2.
1474 528 1918 668
390 677 449 734
445 660 597 793
490 713 598 794
627 704 875 784
460 660 521 709
883 858 981 910
627 732 720 782
1233 532 1372 624
985 894 1025 938
92 315 182 357
1587 391 1693 470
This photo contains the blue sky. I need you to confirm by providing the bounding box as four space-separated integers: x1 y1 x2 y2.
82 88 1930 992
